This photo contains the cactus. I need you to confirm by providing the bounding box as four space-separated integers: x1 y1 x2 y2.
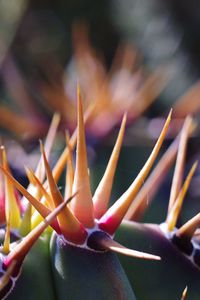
0 87 173 299
114 116 200 299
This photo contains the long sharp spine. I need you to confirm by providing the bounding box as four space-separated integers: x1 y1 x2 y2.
98 110 172 235
71 86 94 228
93 113 127 219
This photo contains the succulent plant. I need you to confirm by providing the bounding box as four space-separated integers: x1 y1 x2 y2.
0 86 173 299
115 116 200 299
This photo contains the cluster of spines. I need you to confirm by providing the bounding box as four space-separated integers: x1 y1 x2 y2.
125 111 200 276
0 86 174 297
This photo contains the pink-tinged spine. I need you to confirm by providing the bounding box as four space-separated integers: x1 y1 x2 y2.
3 194 77 268
99 110 172 235
41 142 87 244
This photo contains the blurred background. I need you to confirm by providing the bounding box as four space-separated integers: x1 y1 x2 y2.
1 0 200 137
0 0 200 225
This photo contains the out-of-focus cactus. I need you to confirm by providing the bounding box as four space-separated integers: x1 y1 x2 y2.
42 23 166 138
0 24 166 143
0 88 172 299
